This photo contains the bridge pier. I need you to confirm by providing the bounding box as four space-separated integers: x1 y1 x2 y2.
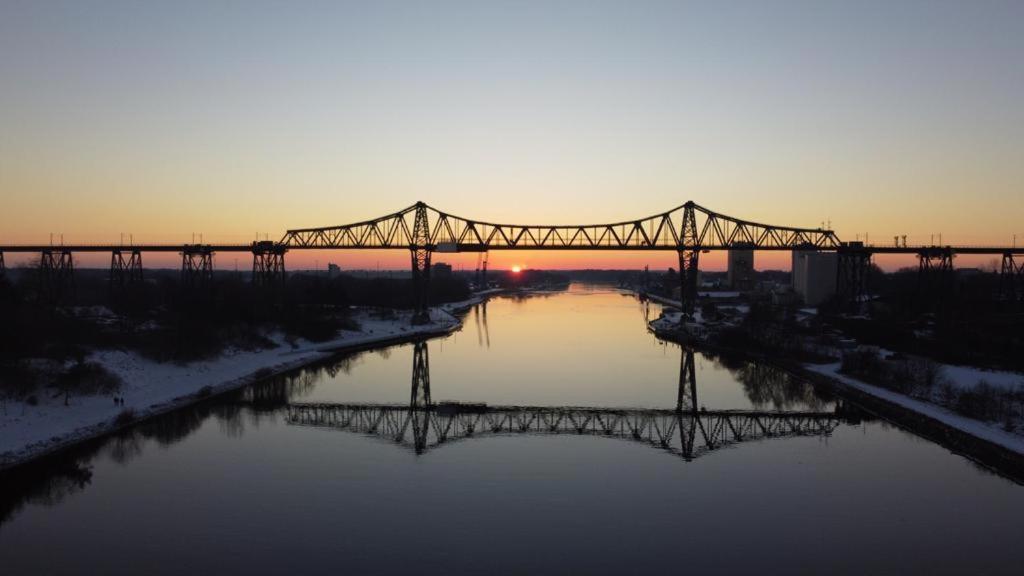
837 245 871 309
0 251 5 278
40 249 75 302
410 201 433 325
409 340 432 453
181 245 214 289
1000 253 1023 302
251 241 287 288
918 247 954 305
677 348 697 413
678 249 699 316
110 250 143 291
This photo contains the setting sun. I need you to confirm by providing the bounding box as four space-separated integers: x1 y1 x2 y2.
511 265 522 273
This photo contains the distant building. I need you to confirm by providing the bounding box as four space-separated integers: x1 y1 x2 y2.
432 262 452 276
792 251 837 306
327 263 341 278
727 249 755 291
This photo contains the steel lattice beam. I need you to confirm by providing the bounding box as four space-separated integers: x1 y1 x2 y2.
286 403 844 461
279 200 841 252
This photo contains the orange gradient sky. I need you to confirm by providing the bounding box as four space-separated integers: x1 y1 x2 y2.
2 2 1022 272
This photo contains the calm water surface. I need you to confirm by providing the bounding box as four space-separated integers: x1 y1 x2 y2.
1 285 1021 575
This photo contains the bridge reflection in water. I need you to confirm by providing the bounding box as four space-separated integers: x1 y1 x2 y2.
285 340 849 460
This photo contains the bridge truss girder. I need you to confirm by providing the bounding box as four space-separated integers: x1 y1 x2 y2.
286 403 843 462
279 201 840 252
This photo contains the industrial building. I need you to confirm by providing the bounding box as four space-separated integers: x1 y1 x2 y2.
792 251 838 306
727 249 755 291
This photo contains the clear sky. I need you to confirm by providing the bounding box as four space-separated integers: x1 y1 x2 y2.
1 0 1022 271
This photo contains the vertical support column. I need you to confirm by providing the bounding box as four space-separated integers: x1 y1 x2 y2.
409 340 432 454
0 251 5 278
1000 253 1023 302
251 241 287 288
676 347 697 413
917 248 954 305
410 202 433 325
675 347 699 460
837 246 871 310
678 203 700 317
40 249 74 302
181 245 214 289
410 340 431 407
110 250 143 291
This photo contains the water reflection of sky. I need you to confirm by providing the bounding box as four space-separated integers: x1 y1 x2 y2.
1 286 1021 575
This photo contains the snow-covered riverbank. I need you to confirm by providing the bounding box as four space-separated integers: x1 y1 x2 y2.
0 306 468 471
805 361 1024 454
639 291 1024 456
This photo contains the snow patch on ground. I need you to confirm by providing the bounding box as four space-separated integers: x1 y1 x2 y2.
0 306 465 470
805 362 1024 455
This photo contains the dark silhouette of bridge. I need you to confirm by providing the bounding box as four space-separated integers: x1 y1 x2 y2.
284 340 852 460
3 201 1022 318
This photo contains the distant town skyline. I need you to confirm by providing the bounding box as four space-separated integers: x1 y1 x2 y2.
3 1 1022 271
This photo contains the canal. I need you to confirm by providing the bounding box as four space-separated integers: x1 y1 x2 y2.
1 285 1021 575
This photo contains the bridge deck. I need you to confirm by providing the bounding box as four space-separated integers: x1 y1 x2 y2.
0 244 1020 254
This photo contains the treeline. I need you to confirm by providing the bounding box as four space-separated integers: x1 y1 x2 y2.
841 348 1024 430
0 268 471 403
821 268 1024 371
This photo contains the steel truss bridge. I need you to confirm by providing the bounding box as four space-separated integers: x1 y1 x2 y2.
274 341 852 460
2 201 1022 317
286 402 845 460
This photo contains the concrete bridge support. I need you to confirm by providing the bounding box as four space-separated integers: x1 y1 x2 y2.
110 249 143 291
251 241 287 288
181 245 214 289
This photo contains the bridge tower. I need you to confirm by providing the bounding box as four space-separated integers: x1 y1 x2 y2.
39 249 75 302
1000 252 1023 302
918 247 954 305
837 244 871 309
251 241 287 288
677 348 697 414
410 202 433 324
109 249 143 292
181 245 215 288
409 340 432 454
678 203 700 316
